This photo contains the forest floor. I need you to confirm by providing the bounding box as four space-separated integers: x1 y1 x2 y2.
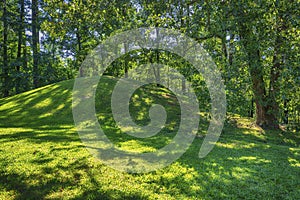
0 76 299 199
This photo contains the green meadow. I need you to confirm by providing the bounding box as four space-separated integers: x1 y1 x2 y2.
0 76 299 199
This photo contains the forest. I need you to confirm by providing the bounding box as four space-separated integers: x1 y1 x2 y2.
0 0 300 199
1 0 299 130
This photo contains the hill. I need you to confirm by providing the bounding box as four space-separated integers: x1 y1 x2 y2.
0 76 299 199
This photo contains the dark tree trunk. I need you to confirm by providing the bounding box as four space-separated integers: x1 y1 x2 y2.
16 0 25 93
2 0 9 97
124 43 128 78
250 51 279 129
249 98 254 118
267 12 285 127
155 49 160 83
23 34 28 90
266 34 282 128
239 24 279 129
32 0 39 88
76 31 84 77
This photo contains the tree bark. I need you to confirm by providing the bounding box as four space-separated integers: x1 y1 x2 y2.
239 23 279 129
249 98 254 118
23 32 28 90
267 11 285 128
76 30 84 77
2 0 9 97
266 34 282 128
32 0 39 88
16 0 25 93
124 42 128 78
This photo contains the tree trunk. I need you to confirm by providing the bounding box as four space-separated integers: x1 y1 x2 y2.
16 0 25 93
239 24 279 129
155 49 160 83
267 11 285 128
23 33 28 90
124 42 128 78
32 0 39 88
249 98 254 118
250 52 280 129
76 30 84 77
2 0 9 97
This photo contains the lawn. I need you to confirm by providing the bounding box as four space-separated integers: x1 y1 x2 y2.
0 76 299 199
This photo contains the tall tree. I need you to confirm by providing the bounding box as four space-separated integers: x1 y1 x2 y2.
235 1 293 129
32 0 39 88
2 0 9 97
16 0 25 93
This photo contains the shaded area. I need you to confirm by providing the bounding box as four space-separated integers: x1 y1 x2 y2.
0 77 299 199
95 76 209 153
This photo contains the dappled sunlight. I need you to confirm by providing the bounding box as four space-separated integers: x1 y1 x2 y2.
32 97 53 109
0 77 299 199
223 117 300 148
288 157 300 167
0 127 33 134
228 156 271 164
94 76 182 151
0 81 73 128
215 140 270 150
117 140 158 153
229 166 254 180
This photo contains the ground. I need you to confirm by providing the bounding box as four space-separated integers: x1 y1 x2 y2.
0 77 299 199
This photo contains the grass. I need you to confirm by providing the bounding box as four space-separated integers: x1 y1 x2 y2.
0 76 299 199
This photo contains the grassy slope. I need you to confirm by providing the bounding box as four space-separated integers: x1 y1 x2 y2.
0 76 299 200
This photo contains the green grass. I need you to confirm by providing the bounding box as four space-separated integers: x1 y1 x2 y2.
0 76 299 199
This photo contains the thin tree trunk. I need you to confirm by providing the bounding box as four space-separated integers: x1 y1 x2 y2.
16 0 25 93
2 0 9 97
32 0 39 88
23 34 28 90
76 31 84 77
155 50 160 83
124 42 128 78
249 97 254 118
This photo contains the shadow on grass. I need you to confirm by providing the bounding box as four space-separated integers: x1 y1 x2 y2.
0 77 299 199
0 158 148 200
149 125 300 199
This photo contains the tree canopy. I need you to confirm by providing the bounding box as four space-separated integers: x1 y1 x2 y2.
1 0 299 129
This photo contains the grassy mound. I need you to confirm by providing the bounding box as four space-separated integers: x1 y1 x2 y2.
0 76 299 199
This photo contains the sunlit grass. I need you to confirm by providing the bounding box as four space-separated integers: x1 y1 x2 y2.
0 76 299 199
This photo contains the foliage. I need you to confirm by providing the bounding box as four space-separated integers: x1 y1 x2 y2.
1 0 299 127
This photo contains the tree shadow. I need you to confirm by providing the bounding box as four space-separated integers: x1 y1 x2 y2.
150 127 300 199
1 77 298 199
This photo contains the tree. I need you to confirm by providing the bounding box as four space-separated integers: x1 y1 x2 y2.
32 0 39 88
234 1 298 129
16 0 26 93
0 0 298 130
2 0 9 97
